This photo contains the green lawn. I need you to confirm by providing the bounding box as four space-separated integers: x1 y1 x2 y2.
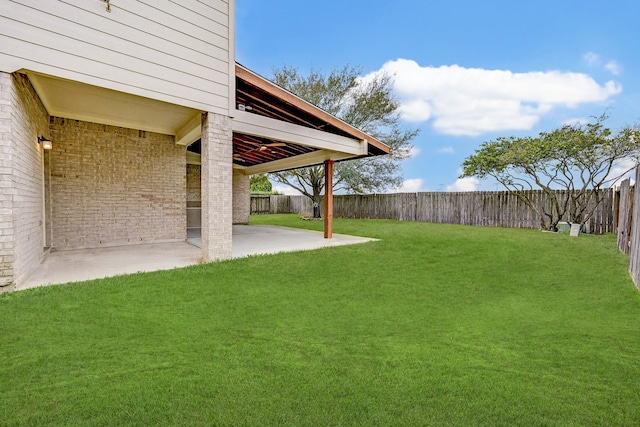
2 215 640 426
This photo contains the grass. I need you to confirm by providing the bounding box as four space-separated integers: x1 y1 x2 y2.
1 215 640 426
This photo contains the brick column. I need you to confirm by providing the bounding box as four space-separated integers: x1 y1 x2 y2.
201 112 233 261
232 169 250 224
0 72 15 289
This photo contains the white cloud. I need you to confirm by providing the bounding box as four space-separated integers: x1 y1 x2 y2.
605 60 622 75
446 177 480 192
436 146 455 154
408 146 421 158
361 59 622 136
608 158 637 187
562 117 589 126
398 99 432 122
583 52 622 76
272 185 301 195
583 52 601 66
389 178 427 193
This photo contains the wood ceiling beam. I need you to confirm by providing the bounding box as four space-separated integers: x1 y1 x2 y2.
244 150 356 175
233 110 366 156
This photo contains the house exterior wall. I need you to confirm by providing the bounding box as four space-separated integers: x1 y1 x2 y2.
232 170 250 224
0 0 234 115
187 164 201 202
48 117 186 250
0 72 49 290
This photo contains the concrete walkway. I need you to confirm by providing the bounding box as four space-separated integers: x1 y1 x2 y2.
16 225 376 291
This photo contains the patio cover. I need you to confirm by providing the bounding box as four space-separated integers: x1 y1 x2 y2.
230 63 389 173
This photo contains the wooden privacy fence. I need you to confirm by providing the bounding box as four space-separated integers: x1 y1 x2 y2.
253 190 615 234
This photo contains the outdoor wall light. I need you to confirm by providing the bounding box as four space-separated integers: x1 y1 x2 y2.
38 136 53 150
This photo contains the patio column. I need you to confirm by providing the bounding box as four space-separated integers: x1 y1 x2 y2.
232 169 250 224
201 112 233 262
324 160 334 239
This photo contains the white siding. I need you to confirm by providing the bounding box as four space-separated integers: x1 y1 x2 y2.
0 0 233 114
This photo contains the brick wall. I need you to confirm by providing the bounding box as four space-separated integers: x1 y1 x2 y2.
186 164 201 202
232 169 250 224
0 73 13 288
0 73 49 290
49 117 186 250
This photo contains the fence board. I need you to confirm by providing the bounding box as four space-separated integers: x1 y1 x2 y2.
629 169 640 288
617 179 633 253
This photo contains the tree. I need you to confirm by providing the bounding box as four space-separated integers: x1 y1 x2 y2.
250 173 273 193
269 65 418 218
461 113 640 231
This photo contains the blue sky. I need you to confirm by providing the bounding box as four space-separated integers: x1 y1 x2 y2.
236 0 640 193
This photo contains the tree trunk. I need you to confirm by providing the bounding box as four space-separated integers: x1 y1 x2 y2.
312 194 322 218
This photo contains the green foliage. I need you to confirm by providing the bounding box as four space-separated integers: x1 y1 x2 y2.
249 173 273 193
462 113 640 229
2 217 639 425
269 65 418 215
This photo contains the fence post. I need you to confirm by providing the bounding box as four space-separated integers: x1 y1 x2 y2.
617 179 632 253
628 168 640 288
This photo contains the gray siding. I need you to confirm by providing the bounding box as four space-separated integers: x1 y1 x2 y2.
0 0 233 114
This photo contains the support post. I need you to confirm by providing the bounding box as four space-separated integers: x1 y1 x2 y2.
324 160 334 239
201 112 233 261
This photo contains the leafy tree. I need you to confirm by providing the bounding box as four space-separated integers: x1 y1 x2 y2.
461 113 640 231
269 65 418 217
250 173 273 193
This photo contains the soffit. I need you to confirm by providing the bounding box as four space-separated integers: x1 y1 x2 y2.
26 71 200 140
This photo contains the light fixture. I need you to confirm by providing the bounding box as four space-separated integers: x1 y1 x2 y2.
38 136 52 150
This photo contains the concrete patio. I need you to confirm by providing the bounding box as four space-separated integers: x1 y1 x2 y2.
16 225 376 291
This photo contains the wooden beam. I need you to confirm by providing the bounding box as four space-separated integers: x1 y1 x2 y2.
324 160 334 239
244 150 354 175
175 113 201 146
233 110 366 155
